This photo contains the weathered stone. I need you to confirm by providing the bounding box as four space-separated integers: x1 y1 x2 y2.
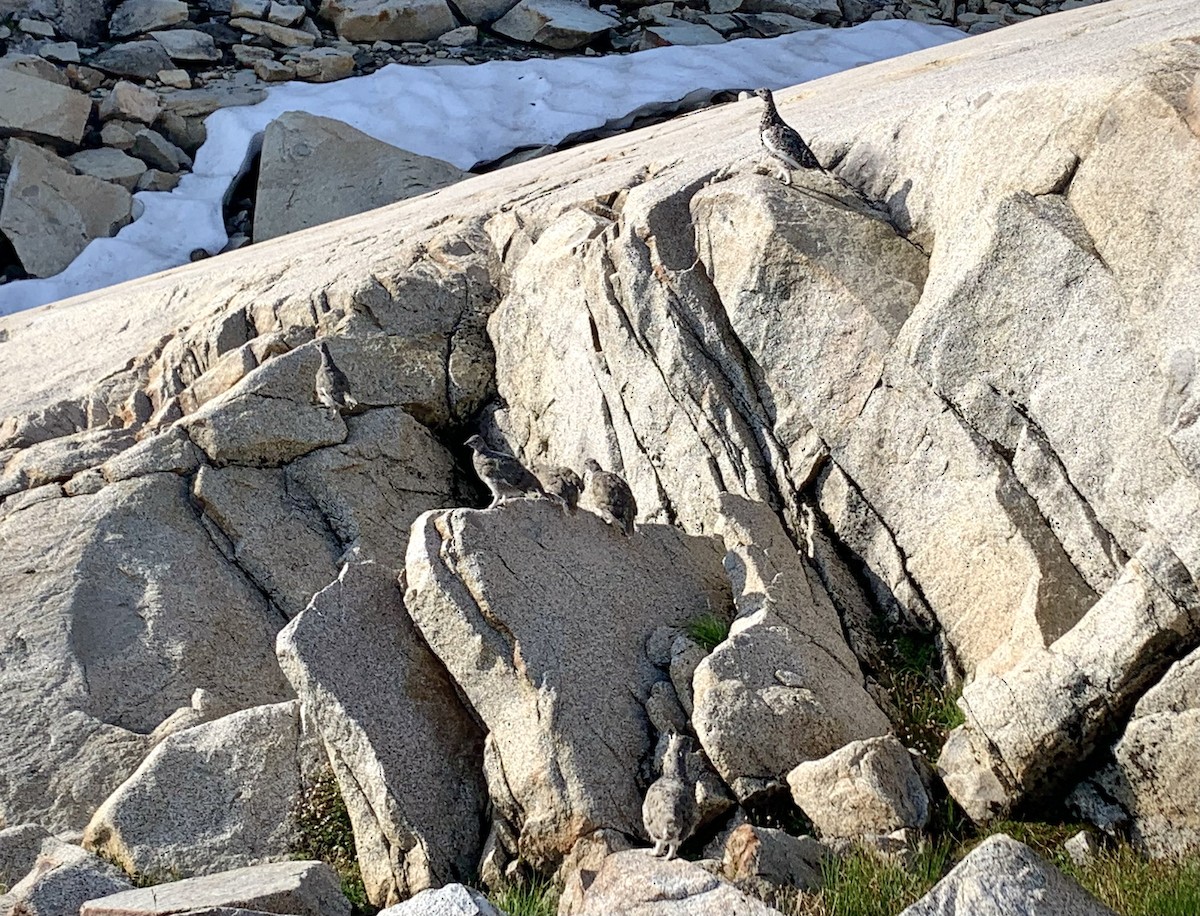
132 127 192 172
100 120 138 149
110 0 190 37
151 29 222 62
231 0 271 16
80 861 351 916
737 0 838 18
0 473 290 831
157 68 191 88
0 53 69 86
721 824 826 892
404 501 730 870
158 84 268 117
268 1 306 24
40 40 80 63
787 736 930 839
493 0 618 48
939 535 1200 823
229 16 318 45
0 68 89 146
155 109 207 154
318 0 458 43
1 839 133 916
101 427 202 482
253 59 294 81
451 0 517 23
233 43 275 64
66 63 105 90
254 112 468 243
294 47 354 82
1065 830 1099 866
0 140 132 278
641 21 724 46
0 824 53 891
84 702 318 880
89 40 175 80
899 835 1115 916
99 79 162 124
567 850 785 915
66 147 147 190
17 18 57 37
378 885 502 916
135 168 180 191
0 427 134 497
278 561 485 907
438 23 479 43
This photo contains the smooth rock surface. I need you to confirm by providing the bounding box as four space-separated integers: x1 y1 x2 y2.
318 0 458 42
0 67 90 146
66 147 148 190
253 112 467 242
110 0 189 36
377 885 502 916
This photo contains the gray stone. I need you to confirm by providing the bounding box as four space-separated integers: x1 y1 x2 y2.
151 29 222 62
493 0 618 48
1064 830 1099 867
39 41 80 63
253 59 294 81
0 53 70 86
2 839 133 916
641 21 724 45
99 79 162 124
80 861 351 916
136 168 180 191
378 886 502 916
438 24 478 43
83 702 318 880
158 84 268 117
229 16 318 45
0 67 90 146
0 427 134 497
231 0 271 16
567 850 785 915
721 824 826 892
100 120 138 148
67 147 147 190
451 0 518 23
253 112 468 243
899 835 1115 916
294 47 354 82
18 18 57 37
317 0 459 42
132 127 192 172
157 68 191 89
787 736 930 839
89 40 176 80
0 139 132 278
737 0 839 18
404 501 730 870
110 0 190 37
278 561 485 907
268 1 305 24
0 825 52 892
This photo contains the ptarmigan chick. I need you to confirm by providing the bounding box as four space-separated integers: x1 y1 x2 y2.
642 731 699 860
466 435 550 508
537 466 583 513
583 458 637 537
315 341 358 414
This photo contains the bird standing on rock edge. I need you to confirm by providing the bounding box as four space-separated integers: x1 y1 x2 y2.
466 435 553 508
753 87 822 185
583 458 637 537
315 340 358 415
642 731 700 861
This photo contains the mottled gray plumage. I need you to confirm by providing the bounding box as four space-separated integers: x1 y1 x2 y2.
315 341 357 414
466 435 549 508
753 87 821 184
537 466 583 512
583 458 637 536
642 732 699 860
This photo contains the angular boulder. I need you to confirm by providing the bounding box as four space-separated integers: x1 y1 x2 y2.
787 735 930 840
318 0 458 42
493 0 618 48
88 40 175 80
0 139 133 278
83 701 319 880
378 885 502 916
721 824 826 893
66 148 148 191
404 500 730 870
899 835 1115 916
0 68 90 147
150 29 222 62
254 112 468 243
80 860 350 916
109 0 190 37
1 839 133 916
277 561 486 907
0 824 53 890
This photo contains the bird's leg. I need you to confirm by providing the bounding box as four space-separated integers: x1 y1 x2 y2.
651 840 666 857
665 843 678 861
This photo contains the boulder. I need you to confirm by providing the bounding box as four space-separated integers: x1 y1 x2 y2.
88 40 175 80
66 148 148 191
898 835 1115 916
228 17 317 45
0 68 90 146
80 861 350 916
721 824 826 892
738 0 839 18
150 29 222 62
377 885 502 916
110 0 190 37
451 0 518 24
641 21 725 46
317 0 457 42
493 0 619 48
268 2 306 24
253 112 468 243
0 139 132 278
404 501 731 870
277 561 486 907
83 702 319 880
0 473 291 831
786 736 930 839
0 427 135 497
132 127 192 172
1 839 133 916
294 47 355 82
0 825 53 891
566 850 785 915
0 53 70 86
938 535 1200 823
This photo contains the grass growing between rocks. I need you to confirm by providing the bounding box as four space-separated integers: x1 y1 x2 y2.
291 766 375 915
487 877 559 916
686 612 731 652
873 631 964 763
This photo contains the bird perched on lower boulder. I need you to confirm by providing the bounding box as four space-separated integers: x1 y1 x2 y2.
643 731 699 861
752 87 822 185
537 466 583 513
314 340 358 414
466 435 550 508
583 458 637 536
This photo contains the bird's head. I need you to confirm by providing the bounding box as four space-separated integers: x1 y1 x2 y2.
465 434 486 452
752 87 773 102
317 340 332 360
582 458 602 478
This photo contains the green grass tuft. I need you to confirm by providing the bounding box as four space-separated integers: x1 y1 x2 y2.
291 766 375 915
487 877 559 916
686 612 731 652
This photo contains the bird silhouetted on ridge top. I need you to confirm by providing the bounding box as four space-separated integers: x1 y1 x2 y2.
753 87 822 184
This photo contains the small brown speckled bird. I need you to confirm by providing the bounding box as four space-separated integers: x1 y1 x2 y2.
537 466 583 513
466 435 549 508
583 458 637 536
642 732 699 860
753 87 822 185
315 341 357 414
